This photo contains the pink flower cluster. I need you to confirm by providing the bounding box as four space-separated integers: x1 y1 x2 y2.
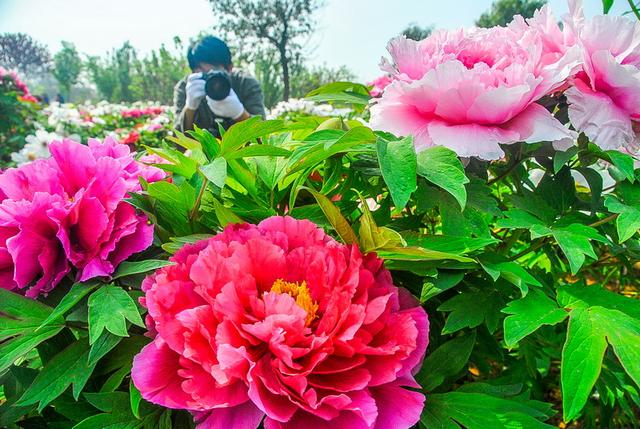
0 67 37 103
121 106 164 119
371 0 640 159
0 137 164 297
132 216 429 429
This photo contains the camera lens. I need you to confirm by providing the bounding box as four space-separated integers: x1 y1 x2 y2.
204 72 232 101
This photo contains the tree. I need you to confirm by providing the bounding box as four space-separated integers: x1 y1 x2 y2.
86 55 118 101
130 37 190 104
0 33 51 75
52 41 82 99
402 23 433 41
476 0 546 28
114 42 136 102
208 0 323 101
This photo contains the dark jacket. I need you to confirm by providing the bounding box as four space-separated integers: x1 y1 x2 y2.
173 70 266 135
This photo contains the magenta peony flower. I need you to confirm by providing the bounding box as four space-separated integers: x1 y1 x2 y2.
0 193 70 298
370 19 580 160
0 138 162 296
561 2 640 152
132 216 429 429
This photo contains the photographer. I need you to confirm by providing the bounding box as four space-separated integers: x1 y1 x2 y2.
174 36 266 135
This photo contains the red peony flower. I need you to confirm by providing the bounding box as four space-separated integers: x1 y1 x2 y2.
122 130 140 145
132 216 429 429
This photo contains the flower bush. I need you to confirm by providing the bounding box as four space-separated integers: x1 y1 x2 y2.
0 68 39 163
2 2 640 429
2 101 173 167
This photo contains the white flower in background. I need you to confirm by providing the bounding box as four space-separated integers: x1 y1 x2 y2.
267 98 352 119
10 129 63 165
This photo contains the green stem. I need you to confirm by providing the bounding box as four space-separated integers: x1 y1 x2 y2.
487 156 529 186
509 237 549 261
589 213 618 228
189 176 209 221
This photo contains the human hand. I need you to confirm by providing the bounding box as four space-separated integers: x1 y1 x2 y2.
185 73 206 110
206 89 245 120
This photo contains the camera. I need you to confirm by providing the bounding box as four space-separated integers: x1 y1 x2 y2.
203 70 232 101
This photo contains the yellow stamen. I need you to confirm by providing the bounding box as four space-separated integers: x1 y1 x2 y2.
270 279 318 326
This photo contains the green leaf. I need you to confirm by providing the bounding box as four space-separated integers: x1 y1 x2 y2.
417 146 469 208
0 287 54 321
577 167 604 215
144 146 198 179
479 254 542 296
225 144 291 160
376 135 417 209
421 392 555 429
405 235 496 255
129 379 142 419
561 307 608 421
147 180 196 211
554 146 580 173
220 117 285 155
37 281 100 332
438 291 503 334
523 224 607 274
73 392 138 429
88 331 123 367
200 157 228 188
558 282 640 320
502 290 568 347
305 81 371 106
88 285 144 344
591 307 640 390
288 127 376 175
306 92 371 105
111 260 175 280
161 233 213 254
17 340 97 410
209 197 244 227
508 191 557 224
606 150 635 183
254 155 288 190
304 188 358 244
0 289 64 372
417 332 476 391
496 209 545 229
357 198 405 253
420 271 465 303
604 195 640 243
188 126 220 159
603 0 614 13
376 247 474 263
550 224 607 274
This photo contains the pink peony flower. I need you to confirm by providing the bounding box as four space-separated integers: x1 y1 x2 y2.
370 20 580 160
132 216 429 429
0 138 162 296
368 75 392 97
561 1 640 152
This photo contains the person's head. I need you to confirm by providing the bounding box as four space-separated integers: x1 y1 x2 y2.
187 36 232 73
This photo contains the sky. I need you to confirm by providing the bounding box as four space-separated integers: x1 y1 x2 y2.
0 0 630 81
